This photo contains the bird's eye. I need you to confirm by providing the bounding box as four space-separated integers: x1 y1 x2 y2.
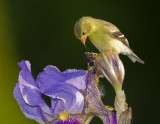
82 32 85 35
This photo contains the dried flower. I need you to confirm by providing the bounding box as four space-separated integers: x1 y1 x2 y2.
85 51 132 123
85 50 125 94
83 66 117 124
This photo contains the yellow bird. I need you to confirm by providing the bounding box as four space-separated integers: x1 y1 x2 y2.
74 16 144 64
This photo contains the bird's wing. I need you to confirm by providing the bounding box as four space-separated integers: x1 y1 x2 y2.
111 31 130 48
97 19 130 48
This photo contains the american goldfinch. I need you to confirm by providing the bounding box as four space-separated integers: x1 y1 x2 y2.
74 16 144 64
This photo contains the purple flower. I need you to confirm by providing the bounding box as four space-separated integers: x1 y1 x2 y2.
14 60 117 124
14 60 86 124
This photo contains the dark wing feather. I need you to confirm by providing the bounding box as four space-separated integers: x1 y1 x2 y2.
96 19 130 48
111 31 130 48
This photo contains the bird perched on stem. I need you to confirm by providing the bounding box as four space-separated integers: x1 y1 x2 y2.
74 16 144 64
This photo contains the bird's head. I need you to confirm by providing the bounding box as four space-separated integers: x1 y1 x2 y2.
74 16 96 46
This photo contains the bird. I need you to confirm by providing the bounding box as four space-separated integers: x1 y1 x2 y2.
74 16 144 64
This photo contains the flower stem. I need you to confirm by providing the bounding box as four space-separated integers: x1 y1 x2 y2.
114 90 132 124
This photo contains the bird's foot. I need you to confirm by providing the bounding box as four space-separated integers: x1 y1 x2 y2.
104 49 114 55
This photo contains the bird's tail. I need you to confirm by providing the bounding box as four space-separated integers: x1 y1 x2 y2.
128 51 144 64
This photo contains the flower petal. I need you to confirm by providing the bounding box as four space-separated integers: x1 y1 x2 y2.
99 112 117 124
84 66 117 124
37 66 86 94
51 114 84 124
85 52 124 93
13 83 52 124
37 65 65 93
18 60 53 115
63 69 86 90
107 51 125 83
51 98 66 115
83 67 108 115
18 60 38 87
43 83 84 114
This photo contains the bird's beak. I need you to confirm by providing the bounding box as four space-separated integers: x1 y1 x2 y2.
81 36 87 46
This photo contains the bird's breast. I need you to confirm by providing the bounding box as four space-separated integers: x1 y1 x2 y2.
89 31 113 52
89 31 127 54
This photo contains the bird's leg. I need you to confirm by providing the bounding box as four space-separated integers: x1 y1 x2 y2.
105 49 120 57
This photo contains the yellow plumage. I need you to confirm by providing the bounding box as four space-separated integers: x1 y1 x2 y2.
74 16 144 64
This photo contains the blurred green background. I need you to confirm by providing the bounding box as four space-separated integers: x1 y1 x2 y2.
0 0 159 123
